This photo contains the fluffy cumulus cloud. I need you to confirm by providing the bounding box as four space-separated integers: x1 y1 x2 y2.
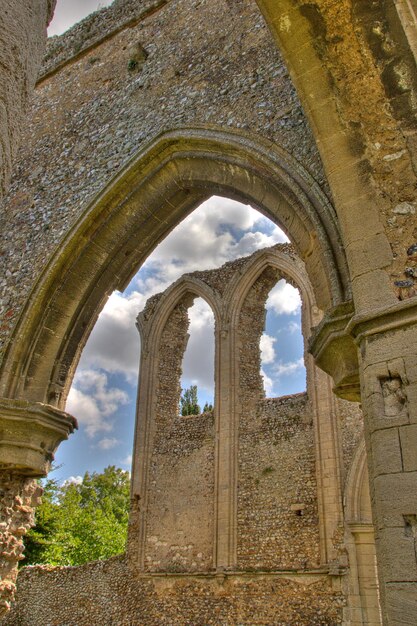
48 0 113 36
79 291 143 384
76 197 289 388
136 197 288 291
181 299 215 394
260 334 276 365
66 370 129 437
261 368 274 396
61 475 83 487
97 437 121 451
266 280 301 316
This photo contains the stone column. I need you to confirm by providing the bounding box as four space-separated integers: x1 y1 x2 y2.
355 308 417 626
349 524 381 626
310 299 417 625
0 398 76 615
213 322 237 569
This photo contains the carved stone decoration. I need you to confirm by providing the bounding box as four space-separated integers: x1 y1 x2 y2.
381 377 408 419
0 398 77 477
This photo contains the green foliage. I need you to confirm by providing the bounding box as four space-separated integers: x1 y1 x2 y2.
180 384 201 416
127 58 139 71
203 402 213 412
24 466 130 567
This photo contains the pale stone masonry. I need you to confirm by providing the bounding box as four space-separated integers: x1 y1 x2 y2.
2 245 375 624
1 0 417 623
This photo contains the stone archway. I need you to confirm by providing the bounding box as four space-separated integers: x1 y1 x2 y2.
345 441 381 625
0 127 349 411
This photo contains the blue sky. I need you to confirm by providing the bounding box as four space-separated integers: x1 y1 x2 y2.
55 197 306 483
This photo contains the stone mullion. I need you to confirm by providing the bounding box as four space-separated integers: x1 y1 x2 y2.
309 360 344 567
213 321 238 570
128 339 158 571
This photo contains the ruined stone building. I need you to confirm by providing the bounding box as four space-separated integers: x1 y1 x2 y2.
1 0 417 624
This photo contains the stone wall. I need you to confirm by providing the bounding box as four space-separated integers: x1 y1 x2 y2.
238 394 320 570
0 0 326 364
1 556 345 625
2 245 370 624
0 473 42 612
236 266 320 569
143 297 215 572
0 0 54 199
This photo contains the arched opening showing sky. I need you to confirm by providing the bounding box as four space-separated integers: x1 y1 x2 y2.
181 299 215 411
261 281 304 397
57 197 306 483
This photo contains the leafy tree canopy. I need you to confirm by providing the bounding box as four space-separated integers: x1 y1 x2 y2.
24 465 130 567
180 384 200 416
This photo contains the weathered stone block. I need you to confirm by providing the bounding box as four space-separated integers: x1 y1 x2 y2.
399 425 417 472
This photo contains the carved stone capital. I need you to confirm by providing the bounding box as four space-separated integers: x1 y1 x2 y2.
0 398 77 477
309 301 360 402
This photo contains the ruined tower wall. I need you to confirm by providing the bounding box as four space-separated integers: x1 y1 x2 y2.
1 245 368 625
0 0 54 199
143 298 215 573
0 0 326 366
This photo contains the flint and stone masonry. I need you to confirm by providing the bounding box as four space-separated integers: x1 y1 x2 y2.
1 0 417 623
2 246 376 624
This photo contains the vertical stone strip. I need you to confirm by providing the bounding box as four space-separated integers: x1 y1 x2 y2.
308 362 344 567
359 322 417 625
235 266 281 567
213 320 237 569
0 472 42 615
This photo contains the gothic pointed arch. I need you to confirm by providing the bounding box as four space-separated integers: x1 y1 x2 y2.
0 127 350 410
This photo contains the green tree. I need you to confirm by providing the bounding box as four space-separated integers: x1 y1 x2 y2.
180 384 200 416
203 402 213 412
24 466 130 566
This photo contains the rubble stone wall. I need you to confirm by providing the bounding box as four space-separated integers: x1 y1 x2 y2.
0 0 54 199
0 0 326 363
238 394 320 570
1 556 345 626
143 297 215 572
236 266 320 569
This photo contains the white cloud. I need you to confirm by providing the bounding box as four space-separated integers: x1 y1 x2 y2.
97 437 120 450
287 321 301 334
137 196 288 289
75 197 288 388
273 357 305 377
266 280 301 316
261 368 274 396
61 475 83 487
181 298 215 393
121 454 132 468
260 333 276 365
79 291 142 384
66 370 129 437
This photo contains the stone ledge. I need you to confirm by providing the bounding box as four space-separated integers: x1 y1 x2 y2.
0 398 77 476
347 296 417 343
308 301 359 401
